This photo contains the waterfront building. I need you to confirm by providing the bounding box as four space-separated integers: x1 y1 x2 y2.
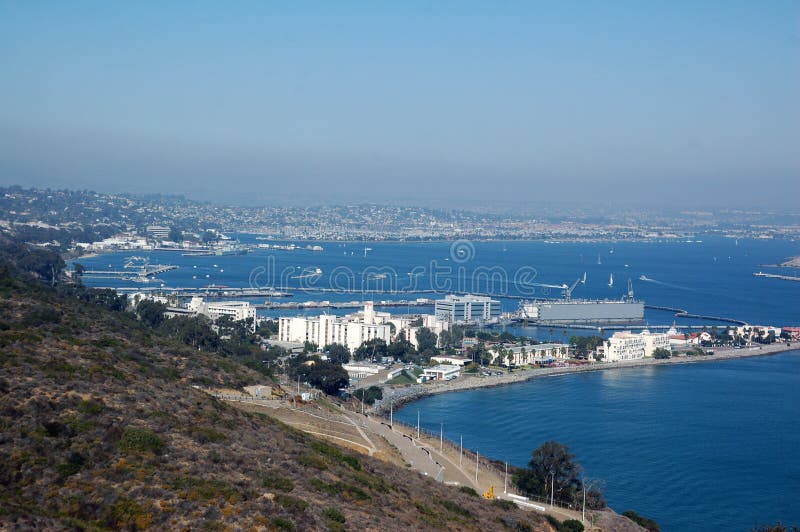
429 355 471 366
728 325 782 342
278 302 393 350
341 362 384 381
145 225 170 240
434 294 501 324
187 297 256 323
604 330 671 362
422 364 462 381
489 343 569 366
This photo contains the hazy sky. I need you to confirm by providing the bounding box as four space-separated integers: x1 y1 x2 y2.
1 1 798 207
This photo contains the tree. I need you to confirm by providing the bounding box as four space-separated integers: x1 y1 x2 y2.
303 341 318 353
652 348 671 359
354 338 388 361
256 319 278 338
324 343 350 364
292 358 349 395
353 386 383 405
513 441 604 509
169 226 184 242
73 262 85 277
136 299 166 328
415 327 438 353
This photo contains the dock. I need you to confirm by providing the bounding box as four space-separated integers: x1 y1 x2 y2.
255 299 434 310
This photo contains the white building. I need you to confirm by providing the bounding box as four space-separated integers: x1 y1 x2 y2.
423 364 461 381
434 294 501 324
341 362 384 381
146 225 170 239
430 355 471 366
278 302 393 351
188 297 256 323
489 343 569 366
392 313 450 350
604 330 671 362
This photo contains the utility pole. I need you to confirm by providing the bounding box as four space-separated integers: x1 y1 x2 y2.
459 435 463 465
582 483 586 524
416 409 420 439
550 474 554 508
389 398 393 429
475 450 479 482
440 421 443 452
504 462 508 493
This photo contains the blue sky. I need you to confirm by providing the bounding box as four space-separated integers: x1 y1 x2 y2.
1 1 798 207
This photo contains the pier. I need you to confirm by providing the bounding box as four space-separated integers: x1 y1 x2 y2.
255 299 434 310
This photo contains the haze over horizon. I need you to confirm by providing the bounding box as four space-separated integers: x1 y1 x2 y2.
1 2 798 208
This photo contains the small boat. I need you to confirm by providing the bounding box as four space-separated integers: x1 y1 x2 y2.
608 273 614 287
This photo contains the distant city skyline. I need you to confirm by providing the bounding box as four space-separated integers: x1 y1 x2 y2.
1 2 798 207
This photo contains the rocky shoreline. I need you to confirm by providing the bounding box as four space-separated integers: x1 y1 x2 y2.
374 342 798 413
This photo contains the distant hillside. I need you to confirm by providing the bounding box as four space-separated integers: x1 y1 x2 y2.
0 266 552 530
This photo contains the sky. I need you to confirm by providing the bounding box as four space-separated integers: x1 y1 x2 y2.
1 1 798 208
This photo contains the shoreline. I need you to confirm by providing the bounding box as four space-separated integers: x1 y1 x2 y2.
376 342 799 413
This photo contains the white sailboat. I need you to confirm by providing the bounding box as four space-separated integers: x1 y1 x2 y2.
608 273 614 287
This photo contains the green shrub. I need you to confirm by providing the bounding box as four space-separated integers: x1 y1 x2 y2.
491 498 517 510
263 472 294 492
622 510 660 531
118 427 164 454
77 399 104 415
189 426 228 443
458 486 479 497
323 507 345 523
271 517 293 531
438 497 471 517
171 477 238 501
56 453 85 478
559 519 584 532
298 452 327 470
309 440 361 470
275 494 308 514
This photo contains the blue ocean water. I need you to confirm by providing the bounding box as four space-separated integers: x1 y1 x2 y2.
394 351 800 531
77 237 800 530
76 236 800 329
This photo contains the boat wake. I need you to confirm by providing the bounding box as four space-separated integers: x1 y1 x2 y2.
638 275 693 291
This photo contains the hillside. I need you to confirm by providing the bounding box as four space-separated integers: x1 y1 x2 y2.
0 268 553 530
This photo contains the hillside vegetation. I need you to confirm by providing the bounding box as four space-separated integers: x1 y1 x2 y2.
0 264 550 530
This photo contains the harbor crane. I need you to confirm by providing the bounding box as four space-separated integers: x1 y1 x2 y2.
521 273 586 300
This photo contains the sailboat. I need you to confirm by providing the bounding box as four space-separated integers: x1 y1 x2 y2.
608 273 614 287
597 253 602 265
581 272 587 284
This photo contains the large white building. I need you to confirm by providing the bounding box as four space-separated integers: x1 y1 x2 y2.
278 302 393 351
489 343 570 366
188 297 256 323
394 313 450 350
434 294 501 324
604 330 671 362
